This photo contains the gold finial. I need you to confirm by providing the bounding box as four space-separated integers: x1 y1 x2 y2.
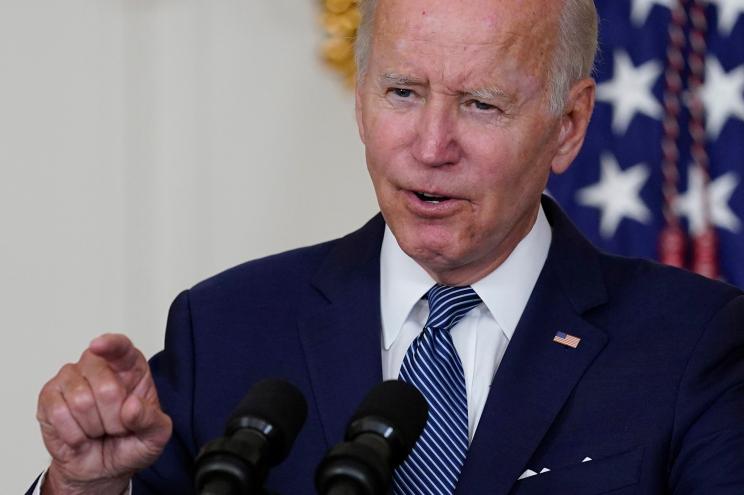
319 0 360 87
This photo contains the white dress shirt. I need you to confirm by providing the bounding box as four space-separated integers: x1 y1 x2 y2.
380 206 551 442
34 206 551 494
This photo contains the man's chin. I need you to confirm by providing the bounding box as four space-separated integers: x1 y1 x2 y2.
397 234 467 273
393 227 507 285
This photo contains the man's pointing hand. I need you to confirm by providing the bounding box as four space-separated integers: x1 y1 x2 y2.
36 334 172 494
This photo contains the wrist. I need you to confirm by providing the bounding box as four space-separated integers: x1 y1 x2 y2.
42 464 130 495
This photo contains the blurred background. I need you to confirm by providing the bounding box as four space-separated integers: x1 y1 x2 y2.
2 0 743 491
0 1 373 490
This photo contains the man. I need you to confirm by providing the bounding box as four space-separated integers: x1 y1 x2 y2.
31 0 744 494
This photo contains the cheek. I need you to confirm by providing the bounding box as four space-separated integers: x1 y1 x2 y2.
466 124 553 186
460 132 520 188
364 98 417 146
459 133 548 227
365 111 418 174
368 112 415 155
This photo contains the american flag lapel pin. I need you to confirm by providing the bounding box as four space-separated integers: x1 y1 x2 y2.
553 331 581 348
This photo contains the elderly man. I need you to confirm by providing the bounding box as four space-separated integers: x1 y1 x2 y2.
32 0 744 494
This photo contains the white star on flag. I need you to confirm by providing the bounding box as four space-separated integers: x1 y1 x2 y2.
698 57 744 141
674 166 741 236
708 0 744 36
630 0 674 27
596 50 663 135
576 153 652 238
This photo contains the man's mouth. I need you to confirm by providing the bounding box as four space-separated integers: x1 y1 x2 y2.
414 191 452 204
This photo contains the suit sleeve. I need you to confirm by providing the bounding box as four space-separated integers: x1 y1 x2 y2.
133 290 199 494
670 294 744 494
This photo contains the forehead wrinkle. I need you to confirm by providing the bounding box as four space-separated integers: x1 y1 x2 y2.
376 0 561 74
377 0 559 50
372 12 555 104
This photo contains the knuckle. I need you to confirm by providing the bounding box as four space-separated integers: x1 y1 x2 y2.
36 403 50 424
96 380 125 404
37 386 62 418
68 387 95 413
56 362 83 384
48 403 72 425
59 362 78 375
38 380 56 401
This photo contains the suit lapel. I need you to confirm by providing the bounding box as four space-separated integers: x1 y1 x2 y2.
297 215 386 447
457 197 610 494
295 199 611 492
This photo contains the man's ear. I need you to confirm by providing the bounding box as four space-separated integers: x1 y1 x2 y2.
551 78 596 174
355 80 367 145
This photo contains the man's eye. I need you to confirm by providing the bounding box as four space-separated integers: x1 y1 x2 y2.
390 88 413 98
471 100 496 111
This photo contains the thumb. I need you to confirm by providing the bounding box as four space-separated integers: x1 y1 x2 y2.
121 395 172 450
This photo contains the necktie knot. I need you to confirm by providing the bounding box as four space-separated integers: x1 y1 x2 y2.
425 285 482 332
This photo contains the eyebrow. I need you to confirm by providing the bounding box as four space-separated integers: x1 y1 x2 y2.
380 73 512 102
465 87 508 101
380 73 425 86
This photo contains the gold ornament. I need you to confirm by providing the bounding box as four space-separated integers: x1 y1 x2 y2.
319 0 360 87
326 0 354 14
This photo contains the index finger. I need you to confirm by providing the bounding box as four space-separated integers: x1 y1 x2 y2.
88 333 143 373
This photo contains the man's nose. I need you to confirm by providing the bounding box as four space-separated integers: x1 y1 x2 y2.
412 101 460 167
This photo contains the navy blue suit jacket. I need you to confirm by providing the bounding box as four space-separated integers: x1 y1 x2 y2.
30 197 744 494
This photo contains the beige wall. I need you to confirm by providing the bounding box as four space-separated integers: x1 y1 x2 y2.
0 1 376 490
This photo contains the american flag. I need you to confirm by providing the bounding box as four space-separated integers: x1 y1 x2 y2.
553 331 582 349
548 0 744 288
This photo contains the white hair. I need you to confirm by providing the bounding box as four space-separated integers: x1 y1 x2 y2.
354 0 598 115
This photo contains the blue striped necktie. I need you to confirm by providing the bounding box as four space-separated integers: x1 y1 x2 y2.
394 285 482 495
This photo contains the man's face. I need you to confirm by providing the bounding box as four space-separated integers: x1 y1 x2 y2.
356 0 592 285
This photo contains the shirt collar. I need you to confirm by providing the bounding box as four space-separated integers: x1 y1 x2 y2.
380 205 552 350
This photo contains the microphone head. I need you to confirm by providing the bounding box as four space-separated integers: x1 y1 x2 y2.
226 378 308 464
347 380 428 464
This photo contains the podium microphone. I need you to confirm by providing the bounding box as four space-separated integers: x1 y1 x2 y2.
315 380 428 495
194 378 308 495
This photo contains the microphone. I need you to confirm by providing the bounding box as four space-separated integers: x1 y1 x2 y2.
315 380 428 495
194 378 308 495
